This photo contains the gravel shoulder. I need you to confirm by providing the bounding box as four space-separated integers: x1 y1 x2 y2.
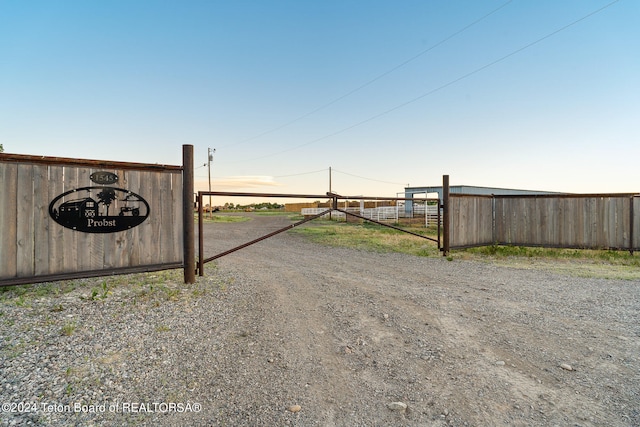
2 213 639 426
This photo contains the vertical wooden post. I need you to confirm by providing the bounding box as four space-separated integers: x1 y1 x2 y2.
198 191 204 276
630 196 634 255
442 174 450 256
329 167 332 221
437 198 441 249
492 195 496 245
183 144 195 284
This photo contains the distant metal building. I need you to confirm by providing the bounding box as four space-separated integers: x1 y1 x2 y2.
405 184 562 200
404 184 563 215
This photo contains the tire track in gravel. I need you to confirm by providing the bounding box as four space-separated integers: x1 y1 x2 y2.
210 224 511 424
205 215 451 424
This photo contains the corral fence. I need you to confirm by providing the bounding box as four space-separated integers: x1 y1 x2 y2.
302 203 440 225
441 175 639 254
301 206 401 222
0 146 196 287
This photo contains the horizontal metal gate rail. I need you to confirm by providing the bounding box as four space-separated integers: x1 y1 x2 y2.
196 191 440 275
201 209 331 264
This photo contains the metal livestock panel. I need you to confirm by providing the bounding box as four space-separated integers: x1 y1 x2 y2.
0 154 184 286
449 194 494 249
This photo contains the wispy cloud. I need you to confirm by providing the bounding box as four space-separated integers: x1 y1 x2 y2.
195 176 282 191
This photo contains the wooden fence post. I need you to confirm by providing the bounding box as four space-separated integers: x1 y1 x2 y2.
630 196 635 255
442 174 450 256
183 144 195 284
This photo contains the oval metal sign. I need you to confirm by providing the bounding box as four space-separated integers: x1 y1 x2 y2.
49 186 150 233
90 171 119 185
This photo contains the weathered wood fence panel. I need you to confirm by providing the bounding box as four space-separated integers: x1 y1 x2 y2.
495 195 633 250
0 162 18 278
1 154 184 286
449 195 493 248
449 193 639 252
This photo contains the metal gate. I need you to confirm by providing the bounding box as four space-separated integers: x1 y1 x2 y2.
196 191 440 276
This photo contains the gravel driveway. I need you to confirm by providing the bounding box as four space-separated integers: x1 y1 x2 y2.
1 213 639 426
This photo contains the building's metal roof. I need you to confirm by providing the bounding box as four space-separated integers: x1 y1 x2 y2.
405 185 563 198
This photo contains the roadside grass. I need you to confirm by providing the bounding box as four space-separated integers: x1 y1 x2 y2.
463 244 640 266
0 269 192 304
194 213 251 223
195 211 304 224
254 211 298 217
456 244 639 270
290 221 441 257
61 321 77 336
290 220 640 279
0 263 238 305
461 245 640 279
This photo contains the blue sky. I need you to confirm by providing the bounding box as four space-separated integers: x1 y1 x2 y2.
1 0 638 201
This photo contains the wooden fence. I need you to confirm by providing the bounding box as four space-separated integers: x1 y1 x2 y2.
0 153 186 286
449 195 494 249
448 193 639 253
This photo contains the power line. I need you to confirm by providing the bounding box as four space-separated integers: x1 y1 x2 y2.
332 168 407 186
274 168 328 178
234 0 620 163
194 167 327 180
196 167 404 187
218 1 513 150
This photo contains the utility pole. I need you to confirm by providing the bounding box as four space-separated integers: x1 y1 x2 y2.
208 148 215 218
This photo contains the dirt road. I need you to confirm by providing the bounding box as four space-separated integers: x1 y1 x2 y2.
199 213 640 426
